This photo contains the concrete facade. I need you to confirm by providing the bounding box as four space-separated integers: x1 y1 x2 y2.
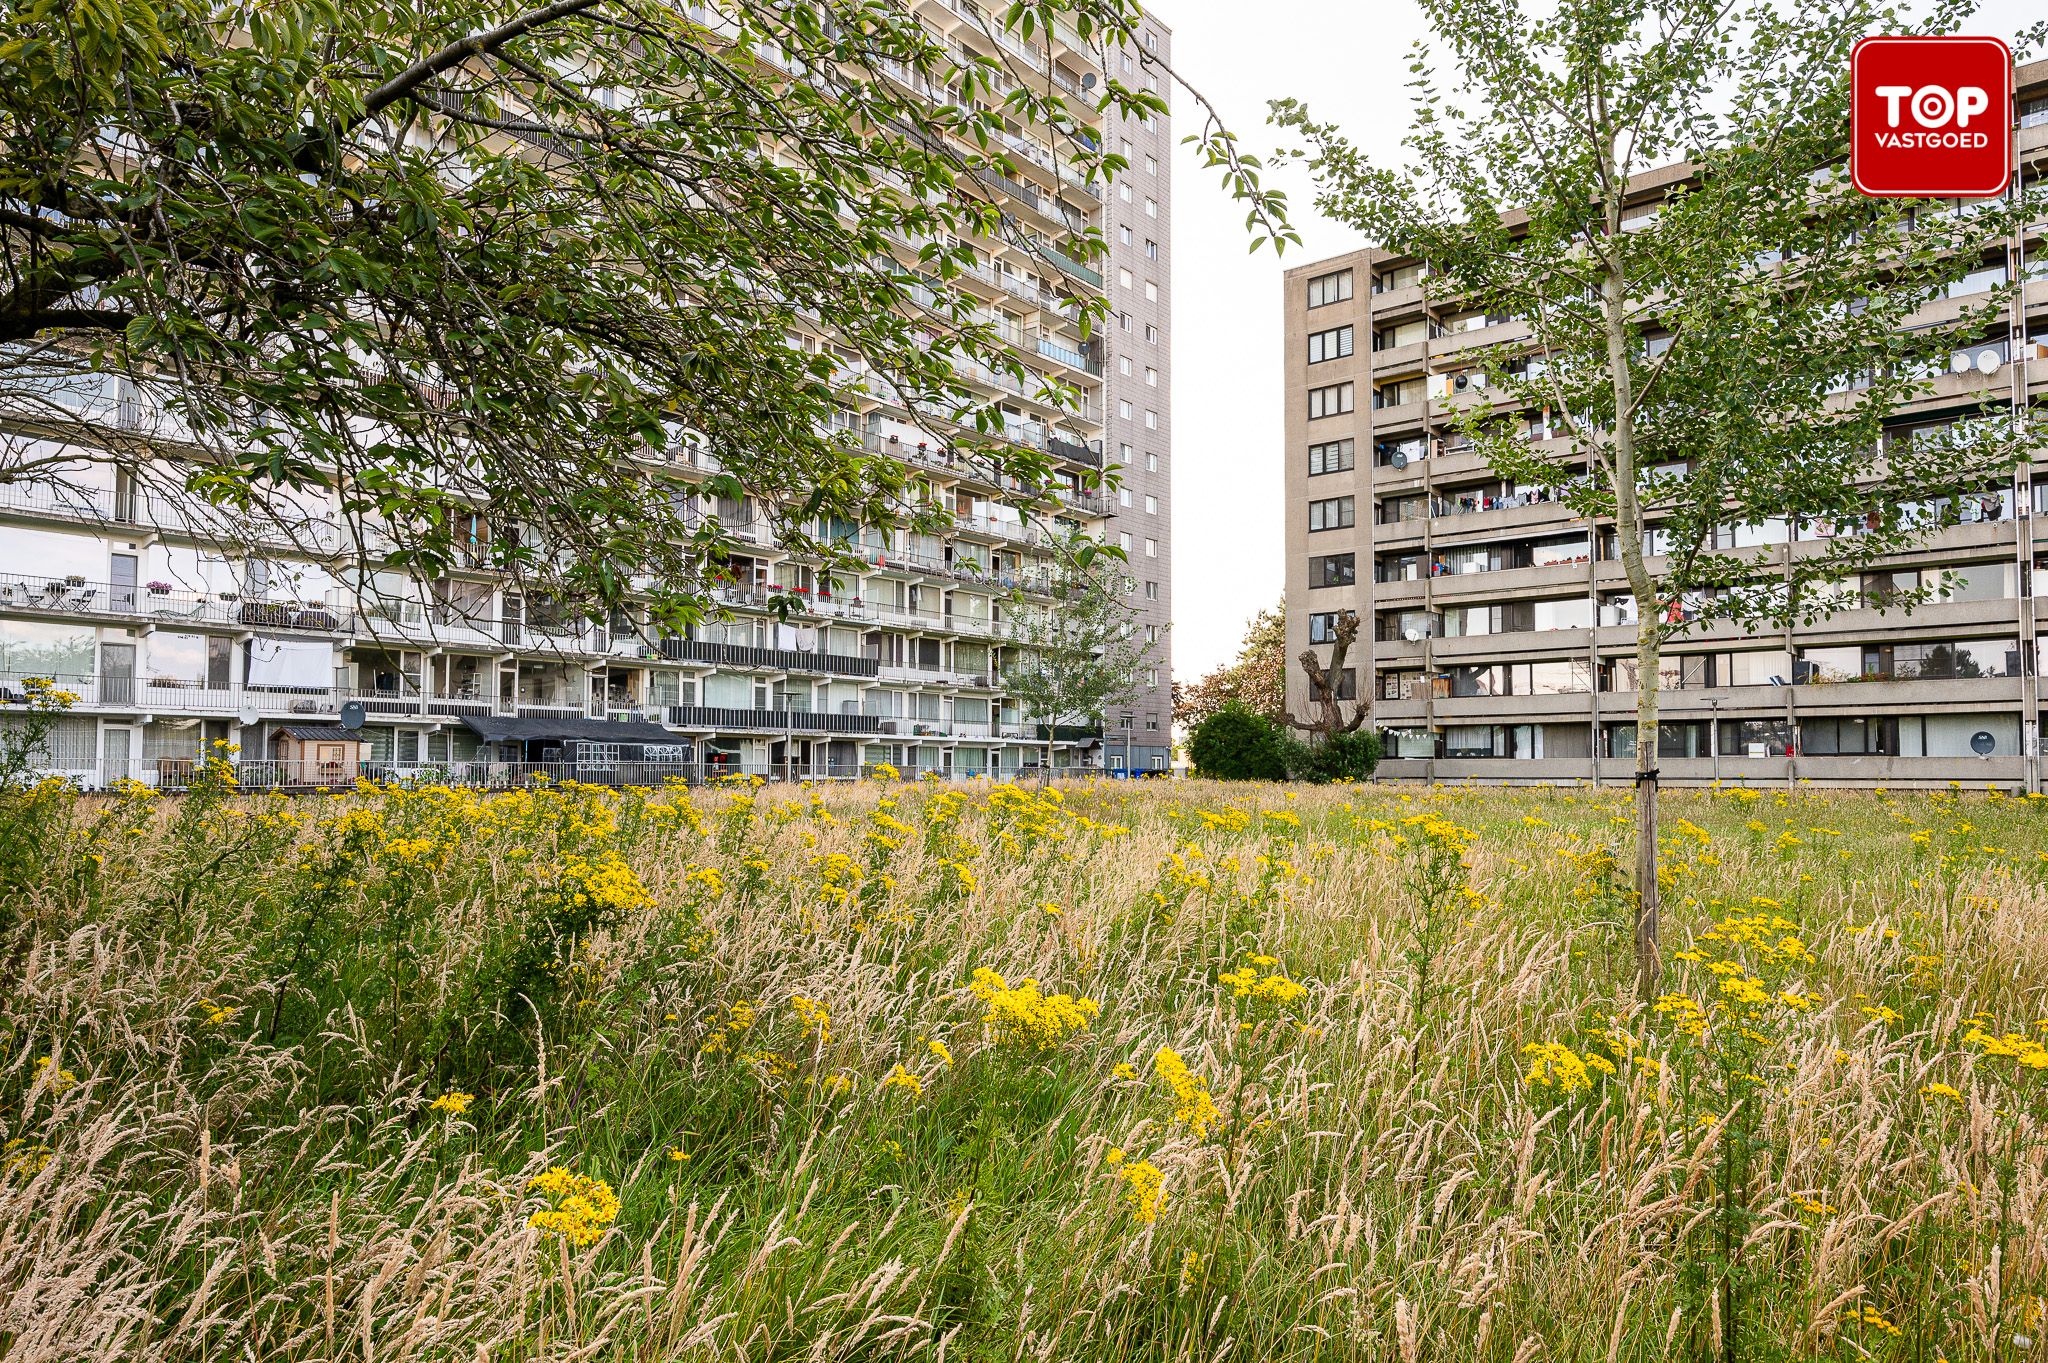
0 3 1168 789
1281 62 2048 789
1100 18 1175 772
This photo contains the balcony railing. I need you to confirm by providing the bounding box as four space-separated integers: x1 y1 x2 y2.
0 571 350 635
667 705 882 734
655 638 880 677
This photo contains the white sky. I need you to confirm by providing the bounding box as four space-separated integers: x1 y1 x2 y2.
1161 0 2040 680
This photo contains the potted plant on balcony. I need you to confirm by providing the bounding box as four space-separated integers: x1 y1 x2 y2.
145 580 173 595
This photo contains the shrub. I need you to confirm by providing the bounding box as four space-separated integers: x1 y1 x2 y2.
1188 704 1288 781
1282 728 1382 784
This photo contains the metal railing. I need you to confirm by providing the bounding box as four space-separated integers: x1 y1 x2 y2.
666 705 883 735
0 571 350 635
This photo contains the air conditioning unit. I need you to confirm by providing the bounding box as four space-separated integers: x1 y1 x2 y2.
879 720 898 734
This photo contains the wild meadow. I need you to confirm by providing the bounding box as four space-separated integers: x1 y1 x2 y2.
0 760 2044 1362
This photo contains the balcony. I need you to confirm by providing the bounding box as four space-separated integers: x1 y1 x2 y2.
1036 336 1102 376
0 572 350 635
0 672 340 717
667 704 882 735
656 638 880 678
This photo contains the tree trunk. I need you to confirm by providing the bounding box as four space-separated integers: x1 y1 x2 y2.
1632 618 1661 1003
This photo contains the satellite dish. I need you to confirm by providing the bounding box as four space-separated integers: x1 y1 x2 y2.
1403 627 1422 642
1950 352 1972 374
339 700 367 732
1390 450 1409 469
238 706 259 728
1081 72 1097 89
1453 374 1470 392
1975 349 2001 375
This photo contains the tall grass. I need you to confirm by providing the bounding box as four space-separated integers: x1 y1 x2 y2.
0 767 2043 1361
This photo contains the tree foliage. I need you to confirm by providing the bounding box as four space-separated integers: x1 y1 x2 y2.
1001 534 1150 746
0 0 1291 627
1277 0 2046 997
1187 703 1286 781
1173 599 1285 729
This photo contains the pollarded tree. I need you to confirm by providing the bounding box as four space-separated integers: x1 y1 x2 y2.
1001 534 1151 771
0 0 1289 630
1277 0 2044 999
1288 606 1367 745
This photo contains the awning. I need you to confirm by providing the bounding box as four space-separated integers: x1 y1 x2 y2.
275 725 362 742
459 715 684 746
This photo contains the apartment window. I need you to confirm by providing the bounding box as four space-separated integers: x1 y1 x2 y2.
1119 400 1133 419
1121 52 1134 72
1307 326 1355 364
1144 30 1157 51
1308 496 1356 532
1144 538 1157 558
1307 611 1348 643
1120 184 1132 202
1118 487 1132 508
1373 378 1424 409
1120 137 1134 156
1374 263 1423 292
1146 713 1160 731
1308 553 1356 588
1146 451 1158 472
1145 197 1157 217
1120 532 1132 551
1144 281 1157 301
1308 438 1356 476
1307 382 1355 419
1144 494 1157 514
1145 154 1157 174
1147 668 1158 686
1144 580 1158 600
1146 624 1159 643
1120 442 1134 462
1145 239 1159 260
1118 267 1133 289
1144 409 1157 429
1145 324 1157 343
1720 718 1793 757
1307 269 1353 308
1120 311 1132 331
1119 355 1132 375
1119 225 1133 245
1145 367 1157 386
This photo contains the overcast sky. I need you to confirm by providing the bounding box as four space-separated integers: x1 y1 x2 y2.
1161 0 2040 681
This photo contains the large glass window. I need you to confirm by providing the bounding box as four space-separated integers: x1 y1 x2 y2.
1307 612 1346 644
1306 270 1353 308
1717 719 1792 757
1307 326 1355 363
1604 721 1709 758
1308 496 1355 532
1308 439 1355 476
1308 553 1355 588
1307 383 1355 419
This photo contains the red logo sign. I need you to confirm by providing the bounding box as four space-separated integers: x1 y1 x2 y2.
1851 35 2011 198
